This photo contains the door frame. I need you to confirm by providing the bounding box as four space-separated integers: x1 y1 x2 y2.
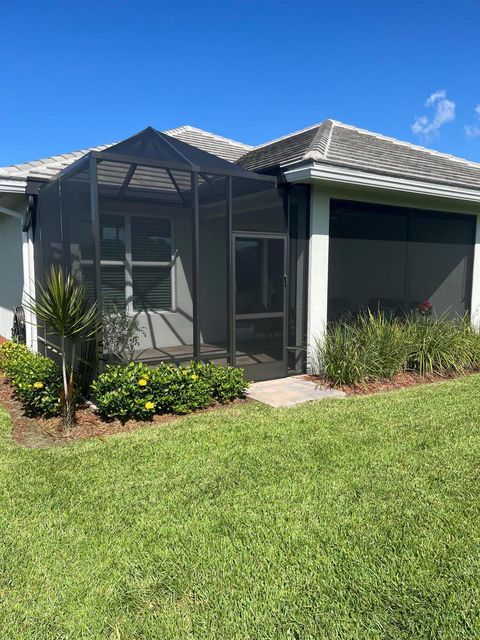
232 231 289 381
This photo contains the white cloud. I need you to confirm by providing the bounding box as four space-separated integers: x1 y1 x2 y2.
465 104 480 138
412 90 456 138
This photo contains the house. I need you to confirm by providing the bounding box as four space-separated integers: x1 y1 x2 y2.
1 120 480 381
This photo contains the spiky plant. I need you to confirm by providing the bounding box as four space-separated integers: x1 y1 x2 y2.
26 266 99 429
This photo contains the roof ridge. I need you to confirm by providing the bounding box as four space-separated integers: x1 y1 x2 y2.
166 125 252 150
331 120 480 169
251 121 326 151
322 120 336 157
303 119 336 161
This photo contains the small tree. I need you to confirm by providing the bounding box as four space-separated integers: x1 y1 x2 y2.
102 304 145 363
26 266 99 429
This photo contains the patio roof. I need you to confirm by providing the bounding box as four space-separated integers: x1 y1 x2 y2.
0 125 252 183
94 127 261 179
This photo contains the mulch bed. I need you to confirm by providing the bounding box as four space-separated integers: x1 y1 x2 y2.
305 370 476 396
0 375 247 449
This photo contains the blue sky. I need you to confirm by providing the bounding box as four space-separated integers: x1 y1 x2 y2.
1 0 480 166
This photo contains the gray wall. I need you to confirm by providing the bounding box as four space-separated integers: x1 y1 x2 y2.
0 213 23 339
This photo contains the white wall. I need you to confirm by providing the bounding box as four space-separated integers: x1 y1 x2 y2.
0 213 24 339
306 185 330 371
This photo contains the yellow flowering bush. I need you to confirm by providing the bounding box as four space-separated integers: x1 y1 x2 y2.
91 361 248 422
0 341 61 417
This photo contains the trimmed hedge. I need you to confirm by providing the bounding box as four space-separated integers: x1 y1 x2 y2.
91 361 248 422
0 341 62 417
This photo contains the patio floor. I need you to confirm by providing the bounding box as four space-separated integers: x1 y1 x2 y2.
247 375 346 408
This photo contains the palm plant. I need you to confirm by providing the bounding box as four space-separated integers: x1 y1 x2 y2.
26 266 100 429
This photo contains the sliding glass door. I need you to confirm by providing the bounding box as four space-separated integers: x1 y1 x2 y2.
234 234 287 381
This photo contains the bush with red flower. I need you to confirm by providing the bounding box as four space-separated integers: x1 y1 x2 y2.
417 300 433 317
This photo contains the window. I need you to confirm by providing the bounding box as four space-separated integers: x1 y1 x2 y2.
99 214 173 311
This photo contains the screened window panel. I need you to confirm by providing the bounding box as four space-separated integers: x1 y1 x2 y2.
132 266 171 311
232 178 287 233
199 175 228 353
36 180 63 270
328 200 476 322
100 266 126 308
97 161 132 199
328 200 408 321
235 238 284 315
408 212 475 316
131 217 171 262
288 185 309 371
100 215 125 261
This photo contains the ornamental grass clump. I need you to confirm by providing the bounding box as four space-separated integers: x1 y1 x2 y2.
91 361 248 422
317 309 480 386
317 311 408 386
405 312 480 375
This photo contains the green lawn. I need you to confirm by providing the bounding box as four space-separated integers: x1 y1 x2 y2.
1 377 480 639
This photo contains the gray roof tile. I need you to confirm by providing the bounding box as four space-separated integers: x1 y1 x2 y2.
0 126 252 181
238 119 480 191
3 120 480 194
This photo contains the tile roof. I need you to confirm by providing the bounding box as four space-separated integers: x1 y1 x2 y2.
0 125 252 182
238 119 480 191
2 119 480 194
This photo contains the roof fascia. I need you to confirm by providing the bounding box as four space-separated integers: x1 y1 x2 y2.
283 161 480 204
0 177 27 194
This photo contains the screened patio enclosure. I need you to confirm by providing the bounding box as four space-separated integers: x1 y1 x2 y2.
328 199 476 322
35 127 309 381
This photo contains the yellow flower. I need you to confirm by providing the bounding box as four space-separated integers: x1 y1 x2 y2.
33 381 44 389
138 378 148 387
144 401 155 410
190 374 198 381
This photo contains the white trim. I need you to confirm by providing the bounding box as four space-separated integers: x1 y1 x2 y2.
283 162 480 204
0 179 27 194
471 214 480 327
21 226 37 351
306 185 330 373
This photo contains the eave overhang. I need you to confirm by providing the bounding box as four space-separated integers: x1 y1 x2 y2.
282 161 480 205
0 177 27 194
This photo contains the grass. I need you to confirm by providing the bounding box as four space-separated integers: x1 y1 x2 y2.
1 377 480 638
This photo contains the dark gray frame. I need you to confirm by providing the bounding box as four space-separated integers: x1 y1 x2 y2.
232 231 289 380
33 128 311 381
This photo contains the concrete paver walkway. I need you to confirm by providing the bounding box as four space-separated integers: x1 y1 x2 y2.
247 375 345 408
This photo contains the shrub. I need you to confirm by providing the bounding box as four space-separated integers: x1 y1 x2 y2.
0 341 62 417
102 305 145 363
316 311 480 386
405 313 480 375
317 311 408 386
91 361 248 422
